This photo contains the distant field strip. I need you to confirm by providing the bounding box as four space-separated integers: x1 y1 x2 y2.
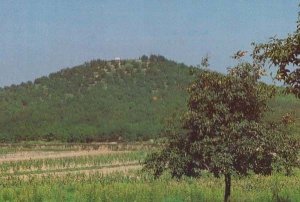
0 144 148 178
0 142 155 153
0 163 142 180
0 149 130 163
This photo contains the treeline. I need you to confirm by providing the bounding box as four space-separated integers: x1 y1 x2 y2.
0 55 199 142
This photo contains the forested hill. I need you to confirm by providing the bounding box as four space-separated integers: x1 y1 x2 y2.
0 55 199 142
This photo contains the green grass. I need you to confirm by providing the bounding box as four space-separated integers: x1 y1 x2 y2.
268 93 300 118
0 170 299 202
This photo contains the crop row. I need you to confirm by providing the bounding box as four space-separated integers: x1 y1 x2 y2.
0 151 147 175
0 142 156 158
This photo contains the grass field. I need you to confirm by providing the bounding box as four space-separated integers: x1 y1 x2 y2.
0 142 299 202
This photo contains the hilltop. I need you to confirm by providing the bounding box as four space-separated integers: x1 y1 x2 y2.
0 55 199 142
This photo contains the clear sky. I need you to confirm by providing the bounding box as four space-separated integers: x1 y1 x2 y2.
0 0 299 87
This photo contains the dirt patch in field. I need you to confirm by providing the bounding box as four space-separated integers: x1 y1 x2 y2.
64 164 141 176
0 149 128 163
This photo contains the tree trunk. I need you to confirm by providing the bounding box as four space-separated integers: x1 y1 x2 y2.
224 173 231 202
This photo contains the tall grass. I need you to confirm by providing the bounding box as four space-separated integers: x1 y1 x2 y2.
0 170 299 201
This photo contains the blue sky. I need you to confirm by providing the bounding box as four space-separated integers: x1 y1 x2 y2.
0 0 299 86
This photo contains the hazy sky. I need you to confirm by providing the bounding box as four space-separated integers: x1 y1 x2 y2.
0 0 299 86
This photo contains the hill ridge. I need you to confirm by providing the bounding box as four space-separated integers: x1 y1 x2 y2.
0 55 198 142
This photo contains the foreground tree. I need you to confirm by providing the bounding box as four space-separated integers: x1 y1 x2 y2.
144 62 299 201
252 10 300 97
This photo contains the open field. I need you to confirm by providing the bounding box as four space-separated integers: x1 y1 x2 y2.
0 142 299 202
0 93 298 202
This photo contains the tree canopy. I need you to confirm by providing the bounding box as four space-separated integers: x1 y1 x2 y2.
144 62 299 201
252 12 300 97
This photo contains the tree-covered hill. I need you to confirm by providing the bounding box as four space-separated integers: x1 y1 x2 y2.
0 55 299 143
0 55 199 142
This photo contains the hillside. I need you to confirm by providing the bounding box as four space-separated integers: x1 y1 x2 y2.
0 55 299 143
0 55 199 142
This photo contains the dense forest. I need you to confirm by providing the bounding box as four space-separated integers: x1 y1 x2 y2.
0 55 199 142
0 55 299 142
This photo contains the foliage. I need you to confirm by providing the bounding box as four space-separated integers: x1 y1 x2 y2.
0 54 299 143
252 11 300 97
0 55 197 142
144 62 300 201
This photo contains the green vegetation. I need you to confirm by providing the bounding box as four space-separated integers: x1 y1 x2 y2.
0 143 298 202
0 53 299 144
0 54 299 143
0 55 198 142
144 62 300 201
1 172 300 202
0 5 299 202
0 54 299 200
